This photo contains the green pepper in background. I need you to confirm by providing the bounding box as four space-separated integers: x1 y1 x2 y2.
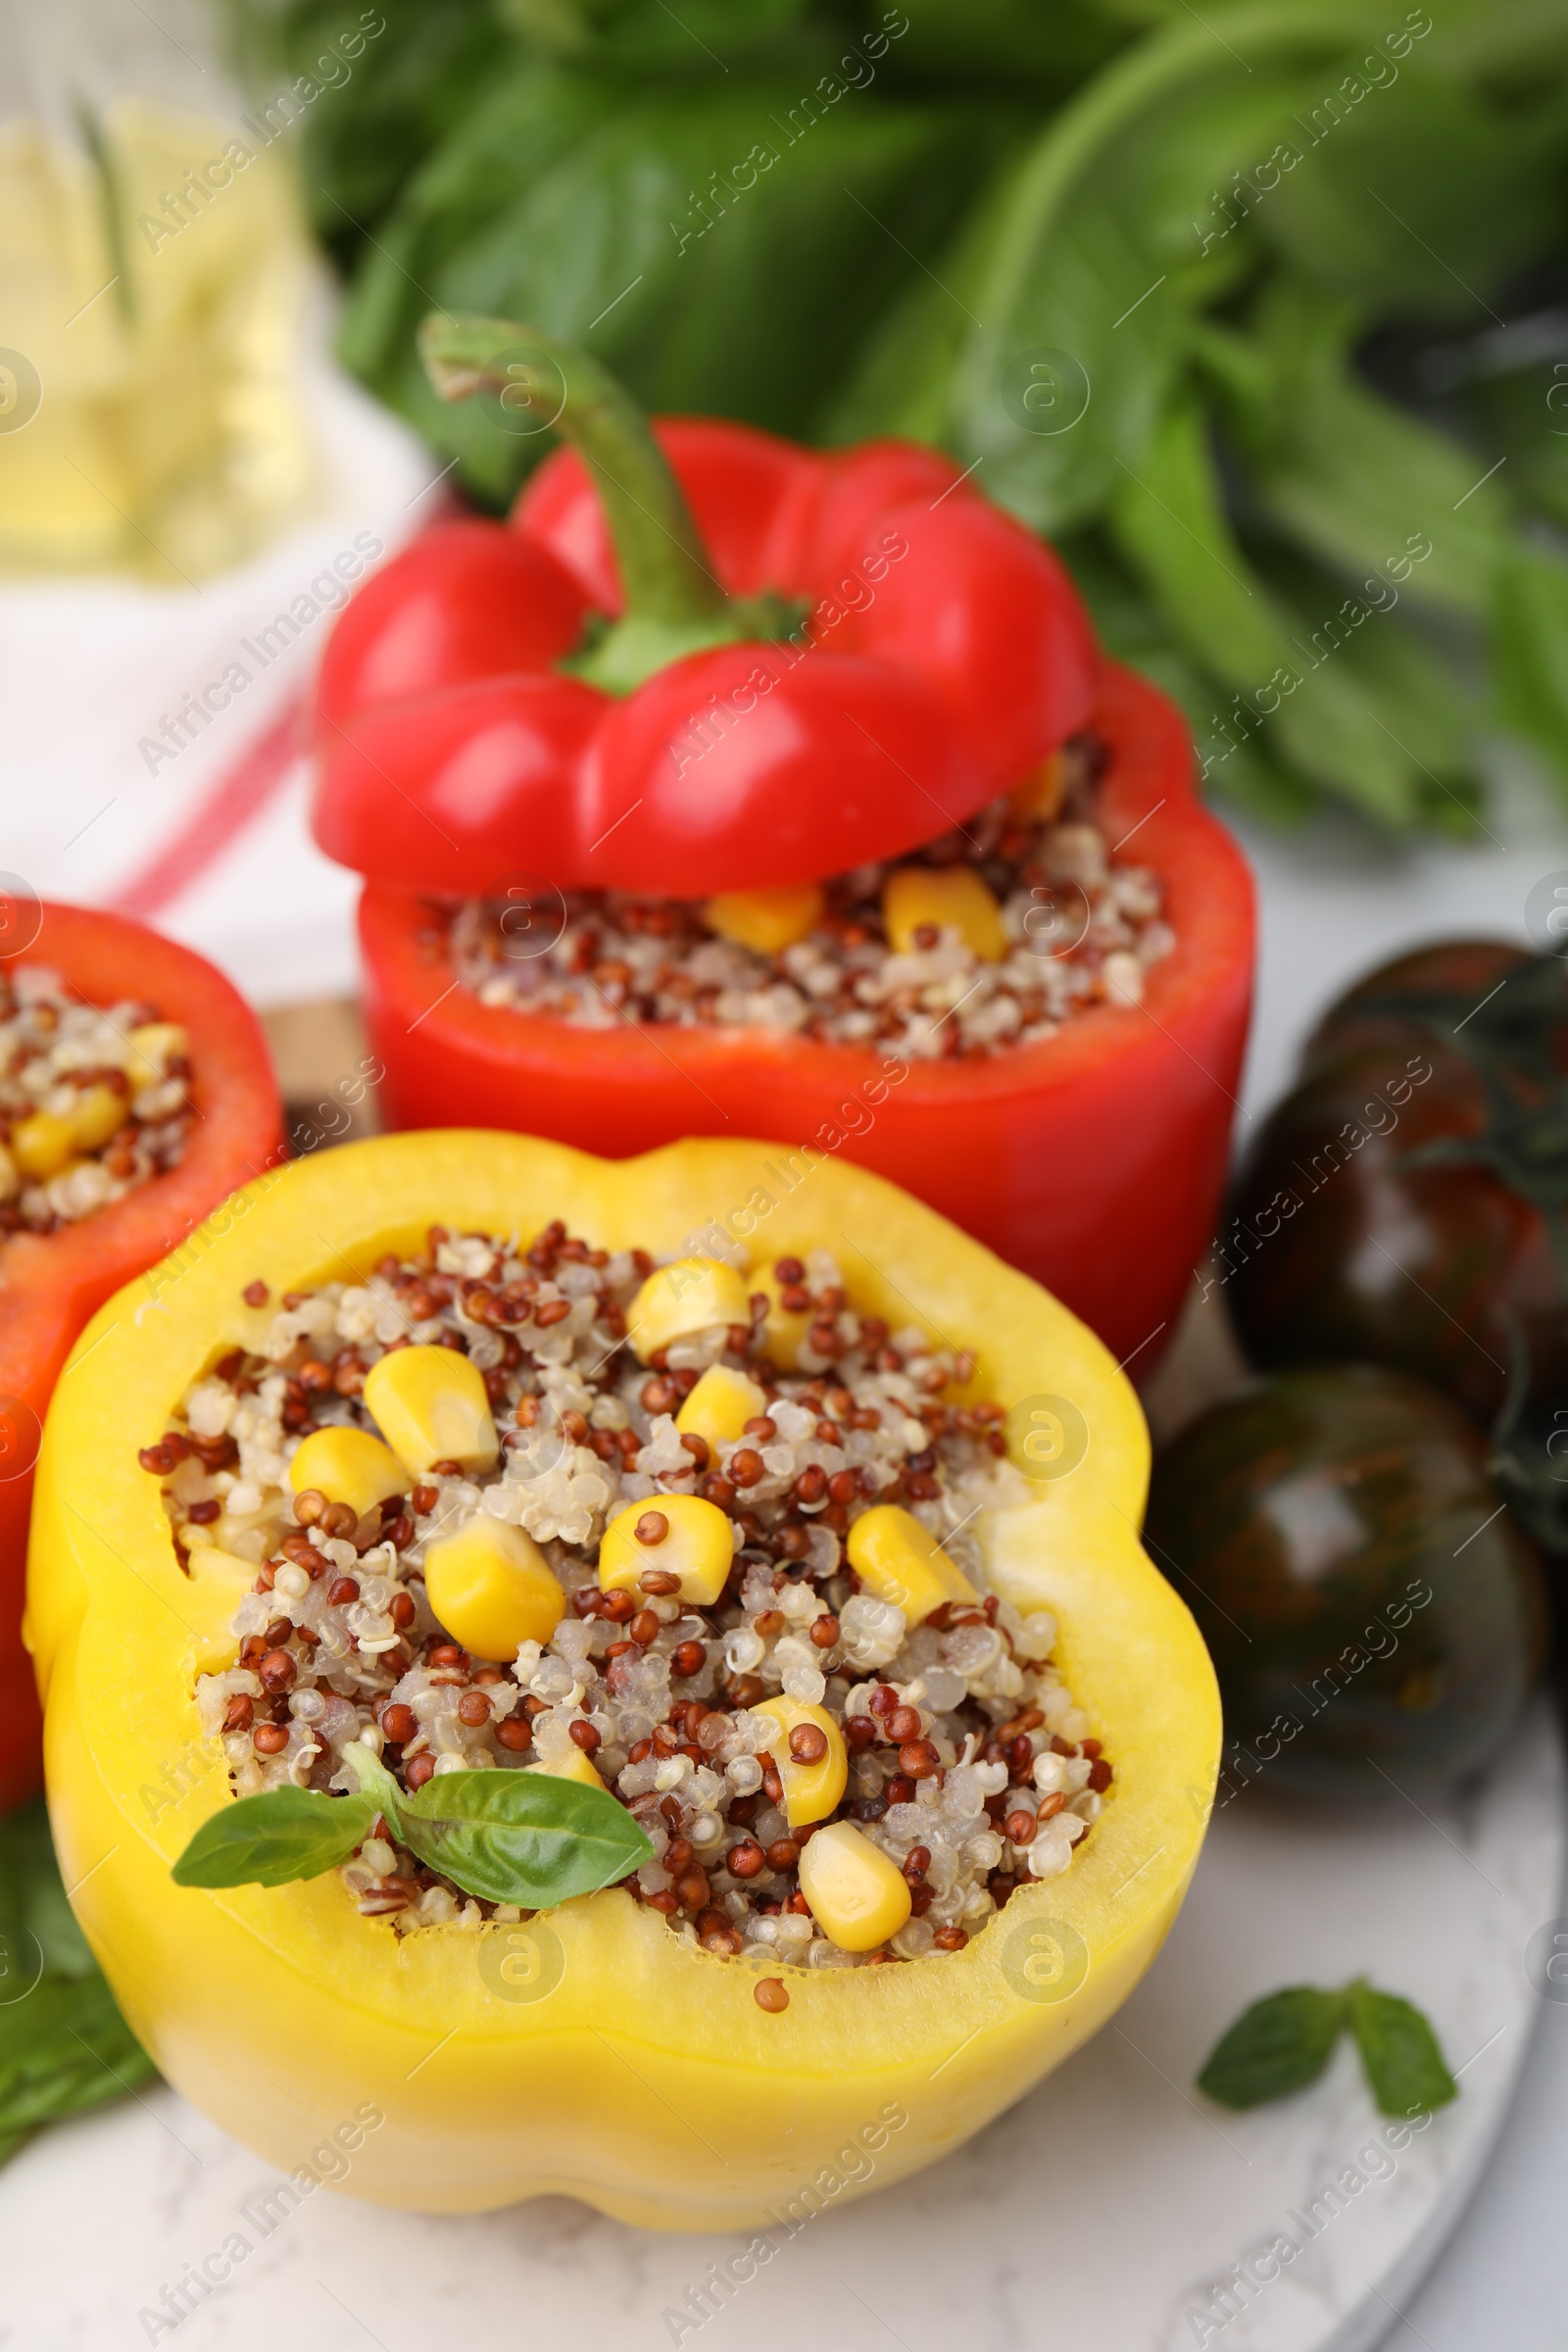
240 0 1568 833
0 1801 157 2165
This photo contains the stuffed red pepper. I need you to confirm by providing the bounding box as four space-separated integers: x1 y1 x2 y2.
0 899 281 1806
312 322 1253 1367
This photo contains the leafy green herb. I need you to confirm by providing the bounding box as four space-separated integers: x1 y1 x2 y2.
1198 1984 1350 2108
1348 1983 1459 2118
251 0 1568 835
395 1766 655 1908
0 1800 157 2168
172 1743 653 1913
172 1785 378 1889
1199 1977 1457 2116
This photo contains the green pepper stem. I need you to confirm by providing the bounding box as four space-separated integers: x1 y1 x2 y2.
419 314 729 630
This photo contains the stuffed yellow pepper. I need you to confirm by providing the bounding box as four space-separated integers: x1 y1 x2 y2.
26 1133 1217 2228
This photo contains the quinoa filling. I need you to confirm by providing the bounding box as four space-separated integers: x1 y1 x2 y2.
448 736 1173 1061
0 965 191 1235
151 1224 1111 1965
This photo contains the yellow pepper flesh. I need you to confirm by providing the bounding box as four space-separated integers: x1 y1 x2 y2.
27 1132 1218 2230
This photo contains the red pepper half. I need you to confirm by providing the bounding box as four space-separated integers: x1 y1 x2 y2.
313 319 1096 898
1 906 282 1808
355 660 1254 1369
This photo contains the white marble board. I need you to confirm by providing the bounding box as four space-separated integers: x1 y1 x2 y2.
2 1701 1559 2352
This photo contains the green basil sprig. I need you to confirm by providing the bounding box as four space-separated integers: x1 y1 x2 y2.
1199 1978 1457 2119
172 1742 653 1913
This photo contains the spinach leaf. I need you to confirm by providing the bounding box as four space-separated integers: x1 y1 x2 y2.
172 1786 377 1888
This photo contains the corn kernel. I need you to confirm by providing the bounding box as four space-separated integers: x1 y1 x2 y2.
753 1267 813 1371
125 1021 187 1088
363 1345 498 1477
752 1695 848 1828
1011 749 1067 822
598 1494 732 1606
882 866 1007 962
11 1111 74 1181
289 1426 408 1520
675 1364 767 1449
628 1257 752 1361
425 1517 564 1659
797 1820 912 1952
67 1083 127 1153
703 882 825 956
528 1746 605 1790
846 1503 978 1627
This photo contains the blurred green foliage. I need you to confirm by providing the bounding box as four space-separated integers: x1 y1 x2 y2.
248 0 1568 831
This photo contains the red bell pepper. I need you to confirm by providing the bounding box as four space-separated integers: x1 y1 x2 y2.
354 661 1252 1366
313 319 1253 1368
314 321 1097 897
1 905 282 1808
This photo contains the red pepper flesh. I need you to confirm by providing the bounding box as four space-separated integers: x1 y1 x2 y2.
314 419 1097 898
1 906 282 1808
354 662 1254 1369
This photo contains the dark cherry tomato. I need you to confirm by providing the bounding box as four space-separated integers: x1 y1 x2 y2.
1146 1365 1548 1799
1224 943 1568 1423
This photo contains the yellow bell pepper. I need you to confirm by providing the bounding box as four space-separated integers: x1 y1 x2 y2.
26 1132 1217 2230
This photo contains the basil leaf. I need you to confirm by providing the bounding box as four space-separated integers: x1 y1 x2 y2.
1348 1984 1457 2118
396 1769 654 1908
1198 1984 1349 2108
340 1740 409 1833
172 1788 376 1889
